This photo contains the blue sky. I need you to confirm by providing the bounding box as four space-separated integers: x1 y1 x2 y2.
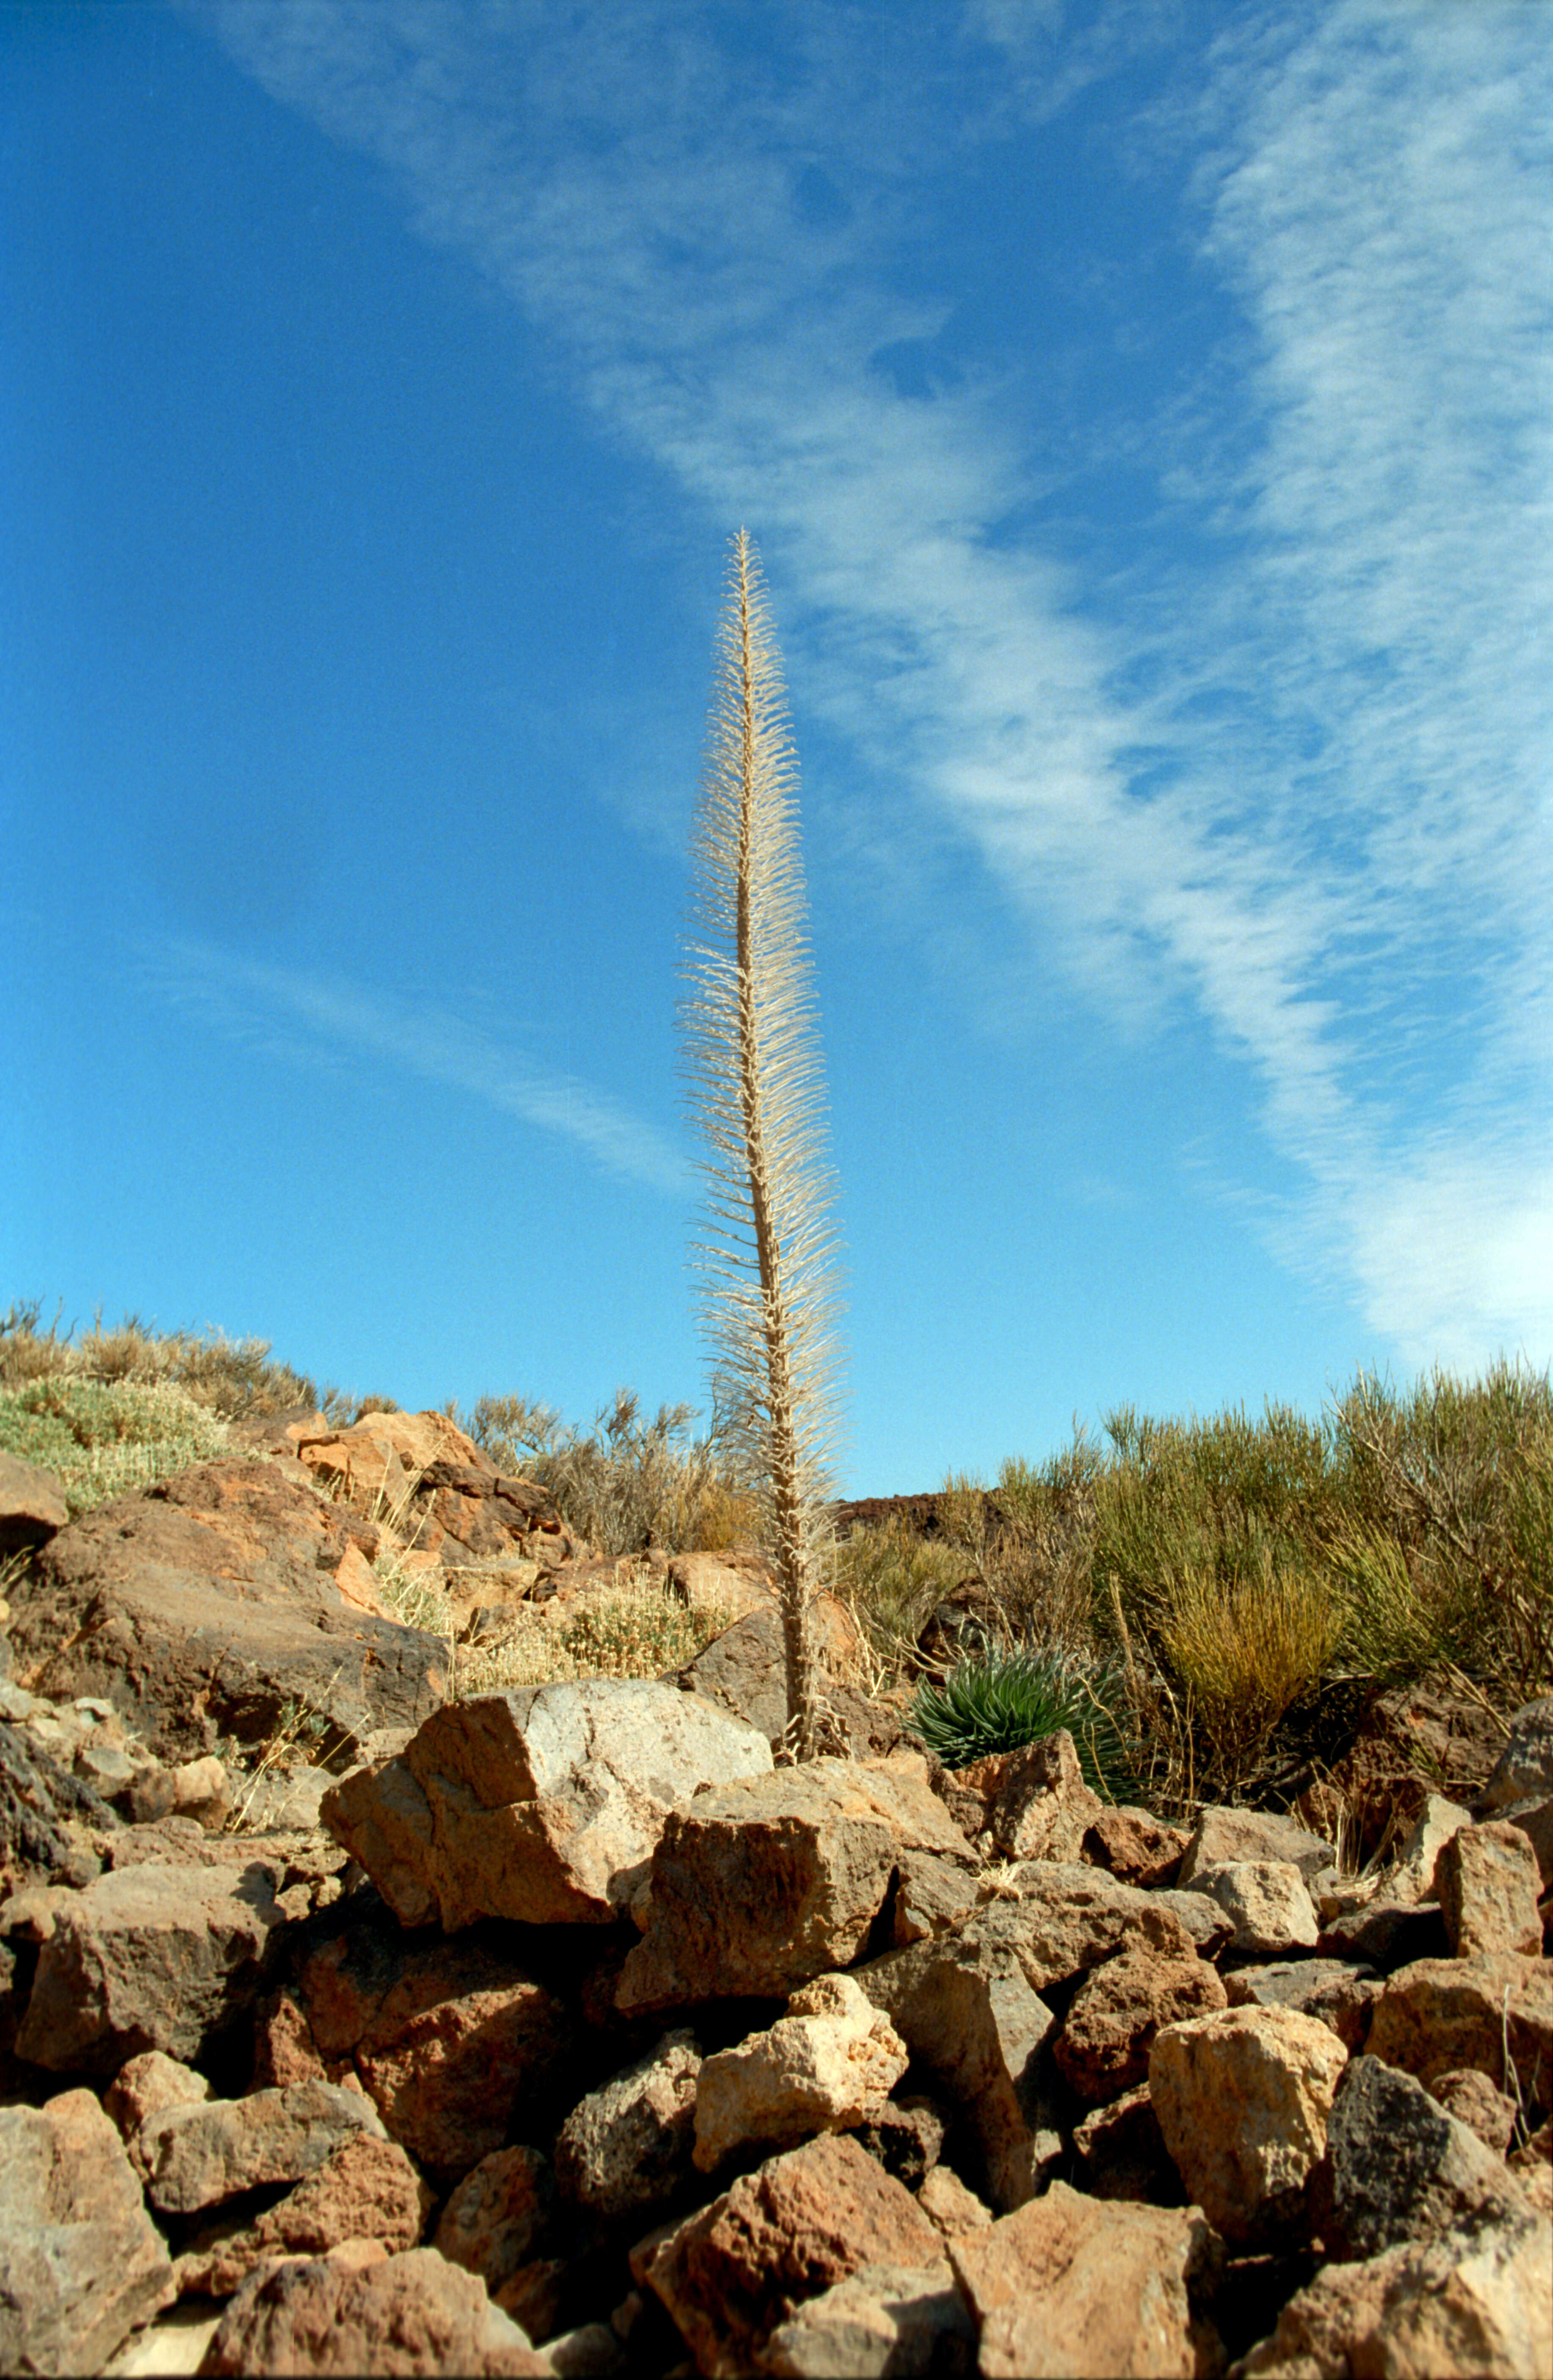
3 0 1549 1497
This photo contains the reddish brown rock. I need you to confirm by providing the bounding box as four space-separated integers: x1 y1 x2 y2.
251 1986 332 2089
176 2132 432 2294
940 1732 1104 1863
354 1952 574 2186
1080 1806 1188 1889
1363 1952 1553 2110
434 2144 556 2300
103 2049 212 2149
7 1460 445 1764
1071 2085 1183 2206
949 2181 1221 2379
199 2244 549 2375
138 2079 387 2214
1053 1939 1228 2104
1428 2066 1519 2156
641 2132 944 2379
0 2087 175 2375
1237 2206 1553 2379
617 1751 974 2011
1324 2054 1533 2263
13 1855 284 2073
1436 1820 1544 1957
1178 1804 1332 1886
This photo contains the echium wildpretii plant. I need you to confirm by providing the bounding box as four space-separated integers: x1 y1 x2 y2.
680 530 846 1758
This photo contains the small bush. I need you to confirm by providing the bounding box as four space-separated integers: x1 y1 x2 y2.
909 1646 1134 1799
469 1385 763 1555
0 1376 234 1516
1155 1545 1344 1789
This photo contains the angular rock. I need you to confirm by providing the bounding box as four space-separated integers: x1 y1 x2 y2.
851 2097 948 2190
949 2181 1221 2380
1053 1937 1228 2104
104 2050 212 2178
1317 1894 1449 1972
8 1461 446 1764
694 1975 909 2172
322 1681 773 1931
13 1855 283 2073
980 1863 1205 1990
176 2132 432 2294
0 1449 69 1551
0 1715 113 1892
200 2244 549 2376
1236 2205 1553 2379
663 1595 870 1749
1363 1952 1553 2108
1479 1696 1553 1815
1071 2085 1184 2207
1429 2066 1520 2156
1150 1889 1235 1958
887 1850 978 1947
855 1924 1058 2213
1437 1819 1544 1957
757 2256 976 2378
0 2087 174 2376
1178 1804 1333 1886
1080 1806 1188 1890
940 1732 1103 1864
1149 2005 1349 2246
1325 2054 1532 2261
139 2077 387 2214
350 1945 574 2187
616 1751 974 2011
554 2032 702 2222
917 2164 992 2239
1387 1791 1474 1903
1495 1793 1553 1893
434 2145 556 2297
1185 1860 1319 1957
640 2132 944 2380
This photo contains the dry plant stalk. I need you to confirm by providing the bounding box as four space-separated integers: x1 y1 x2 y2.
681 530 846 1758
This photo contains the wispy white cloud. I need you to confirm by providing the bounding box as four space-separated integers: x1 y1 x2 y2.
148 939 693 1196
191 0 1552 1366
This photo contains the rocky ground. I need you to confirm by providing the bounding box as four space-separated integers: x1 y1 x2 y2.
0 1413 1549 2378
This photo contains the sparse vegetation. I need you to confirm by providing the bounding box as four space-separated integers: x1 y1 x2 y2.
468 1386 762 1556
3 1301 1546 1804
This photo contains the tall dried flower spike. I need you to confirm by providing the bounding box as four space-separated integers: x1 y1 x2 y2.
681 530 846 1758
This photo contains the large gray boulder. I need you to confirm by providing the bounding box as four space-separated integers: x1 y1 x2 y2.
321 1680 774 1929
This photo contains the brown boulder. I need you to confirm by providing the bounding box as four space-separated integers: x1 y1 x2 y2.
1081 1806 1188 1889
0 1715 113 1893
940 1731 1104 1864
949 2181 1221 2379
0 2087 174 2375
1324 2054 1533 2262
175 2132 432 2294
434 2144 556 2298
1237 2205 1553 2379
7 1461 446 1764
354 1955 574 2187
1363 1952 1553 2110
138 2078 387 2215
1436 1820 1544 1957
200 2244 548 2376
554 2031 702 2221
616 1750 974 2011
1149 2005 1349 2247
1053 1938 1228 2104
12 1855 284 2073
640 2131 944 2380
1178 1804 1333 1886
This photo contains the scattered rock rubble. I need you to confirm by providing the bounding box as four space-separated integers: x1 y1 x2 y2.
0 1431 1549 2377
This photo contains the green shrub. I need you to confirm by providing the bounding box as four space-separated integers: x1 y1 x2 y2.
469 1385 763 1555
0 1376 233 1516
909 1646 1134 1799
